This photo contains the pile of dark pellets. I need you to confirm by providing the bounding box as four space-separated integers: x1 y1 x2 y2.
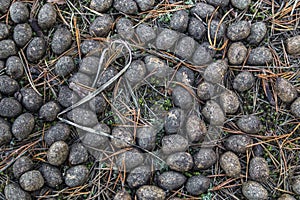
1 0 300 199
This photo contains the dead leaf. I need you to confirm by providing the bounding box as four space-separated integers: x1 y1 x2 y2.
47 0 66 5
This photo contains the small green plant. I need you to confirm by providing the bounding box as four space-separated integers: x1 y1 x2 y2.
201 191 213 200
183 171 193 177
163 98 172 110
184 0 194 5
158 13 172 23
139 97 145 106
87 161 94 169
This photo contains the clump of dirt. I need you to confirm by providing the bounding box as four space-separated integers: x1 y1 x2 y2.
227 21 251 41
220 151 241 177
51 26 72 55
0 39 17 59
166 152 194 172
38 3 56 30
47 141 69 166
44 122 70 146
19 170 44 192
89 14 114 37
5 56 24 79
157 171 186 190
185 175 210 196
127 165 151 188
64 165 89 187
55 56 75 77
194 148 217 170
26 37 46 62
227 42 247 65
9 2 29 24
12 156 33 179
233 71 255 92
38 101 61 122
40 163 63 188
242 181 268 200
0 23 9 40
12 113 35 141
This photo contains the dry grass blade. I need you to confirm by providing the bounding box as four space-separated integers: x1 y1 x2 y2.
19 50 42 96
59 40 133 115
47 0 66 4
